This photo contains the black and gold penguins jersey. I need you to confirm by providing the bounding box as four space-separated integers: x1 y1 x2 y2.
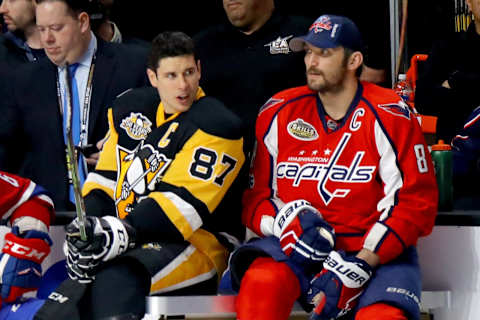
82 87 245 287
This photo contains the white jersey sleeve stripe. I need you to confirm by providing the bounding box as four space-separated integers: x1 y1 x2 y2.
363 222 388 252
163 191 202 232
37 194 54 208
3 181 36 220
374 120 404 221
85 172 116 192
264 115 281 205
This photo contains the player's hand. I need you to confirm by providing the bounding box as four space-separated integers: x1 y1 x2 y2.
85 151 100 166
308 251 373 320
64 216 136 282
0 227 52 302
273 200 335 269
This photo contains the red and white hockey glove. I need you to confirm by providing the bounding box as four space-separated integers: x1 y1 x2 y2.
308 251 373 320
273 200 335 269
0 227 52 304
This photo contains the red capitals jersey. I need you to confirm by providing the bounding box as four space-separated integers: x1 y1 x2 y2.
243 82 438 264
0 171 53 227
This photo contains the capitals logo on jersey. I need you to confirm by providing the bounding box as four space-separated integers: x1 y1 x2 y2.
378 101 411 120
115 141 171 218
277 132 376 205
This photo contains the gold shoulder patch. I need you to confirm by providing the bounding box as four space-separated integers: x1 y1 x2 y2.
120 112 152 140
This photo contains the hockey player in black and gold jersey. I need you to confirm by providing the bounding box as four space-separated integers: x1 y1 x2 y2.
59 31 245 319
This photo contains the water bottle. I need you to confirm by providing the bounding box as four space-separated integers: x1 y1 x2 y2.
431 140 453 211
394 74 413 104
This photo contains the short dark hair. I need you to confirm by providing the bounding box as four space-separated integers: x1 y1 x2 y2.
147 31 196 71
343 47 363 77
35 0 91 17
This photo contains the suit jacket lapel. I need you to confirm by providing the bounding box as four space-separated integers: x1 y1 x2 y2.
88 40 116 142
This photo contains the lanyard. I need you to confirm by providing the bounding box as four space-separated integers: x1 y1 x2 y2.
56 53 96 147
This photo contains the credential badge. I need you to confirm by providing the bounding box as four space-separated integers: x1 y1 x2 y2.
120 112 152 140
287 118 318 141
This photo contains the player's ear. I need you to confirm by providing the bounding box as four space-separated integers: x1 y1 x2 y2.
348 52 363 72
196 60 201 79
147 68 158 88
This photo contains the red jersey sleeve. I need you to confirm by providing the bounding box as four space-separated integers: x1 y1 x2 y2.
0 171 54 228
242 96 288 237
362 87 438 264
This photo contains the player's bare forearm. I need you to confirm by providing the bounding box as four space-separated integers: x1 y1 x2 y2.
356 248 380 268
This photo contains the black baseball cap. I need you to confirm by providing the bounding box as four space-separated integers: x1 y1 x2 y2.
289 14 364 52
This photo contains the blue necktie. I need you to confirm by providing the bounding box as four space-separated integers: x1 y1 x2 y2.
63 63 86 204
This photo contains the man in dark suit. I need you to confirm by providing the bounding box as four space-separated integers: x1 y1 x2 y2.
0 0 148 211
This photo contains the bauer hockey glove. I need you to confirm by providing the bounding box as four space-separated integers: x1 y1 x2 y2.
308 250 373 320
64 216 136 283
0 227 52 303
273 200 335 269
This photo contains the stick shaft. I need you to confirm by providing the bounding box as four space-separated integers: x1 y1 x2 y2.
64 62 87 241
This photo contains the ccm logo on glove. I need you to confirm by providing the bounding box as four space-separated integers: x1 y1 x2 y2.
3 241 46 260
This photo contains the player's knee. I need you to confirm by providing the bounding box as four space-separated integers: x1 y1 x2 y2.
236 257 300 320
95 258 149 290
356 302 408 320
240 257 297 291
89 258 151 318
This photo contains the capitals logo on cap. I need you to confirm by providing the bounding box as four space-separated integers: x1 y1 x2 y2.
289 14 363 53
310 15 334 34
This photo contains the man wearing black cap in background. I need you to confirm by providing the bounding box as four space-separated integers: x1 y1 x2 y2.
226 14 437 320
194 0 311 156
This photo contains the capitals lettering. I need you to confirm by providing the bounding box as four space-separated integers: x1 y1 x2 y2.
276 133 375 205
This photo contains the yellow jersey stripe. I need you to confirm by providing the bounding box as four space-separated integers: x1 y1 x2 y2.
96 108 119 172
82 172 115 198
148 191 197 239
188 228 229 281
150 245 215 294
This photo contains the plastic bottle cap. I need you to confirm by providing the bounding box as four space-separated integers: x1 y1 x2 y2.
398 74 407 80
431 139 452 151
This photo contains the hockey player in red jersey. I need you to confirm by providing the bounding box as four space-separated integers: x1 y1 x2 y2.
229 15 438 320
0 171 54 307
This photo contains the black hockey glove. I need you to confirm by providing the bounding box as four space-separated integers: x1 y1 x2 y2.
64 216 136 283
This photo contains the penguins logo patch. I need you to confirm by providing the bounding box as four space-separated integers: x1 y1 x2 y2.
115 142 171 218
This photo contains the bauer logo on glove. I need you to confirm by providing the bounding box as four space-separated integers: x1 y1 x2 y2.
273 200 335 269
308 250 373 320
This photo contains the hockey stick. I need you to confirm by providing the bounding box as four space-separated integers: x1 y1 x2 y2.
64 62 88 241
34 63 90 320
